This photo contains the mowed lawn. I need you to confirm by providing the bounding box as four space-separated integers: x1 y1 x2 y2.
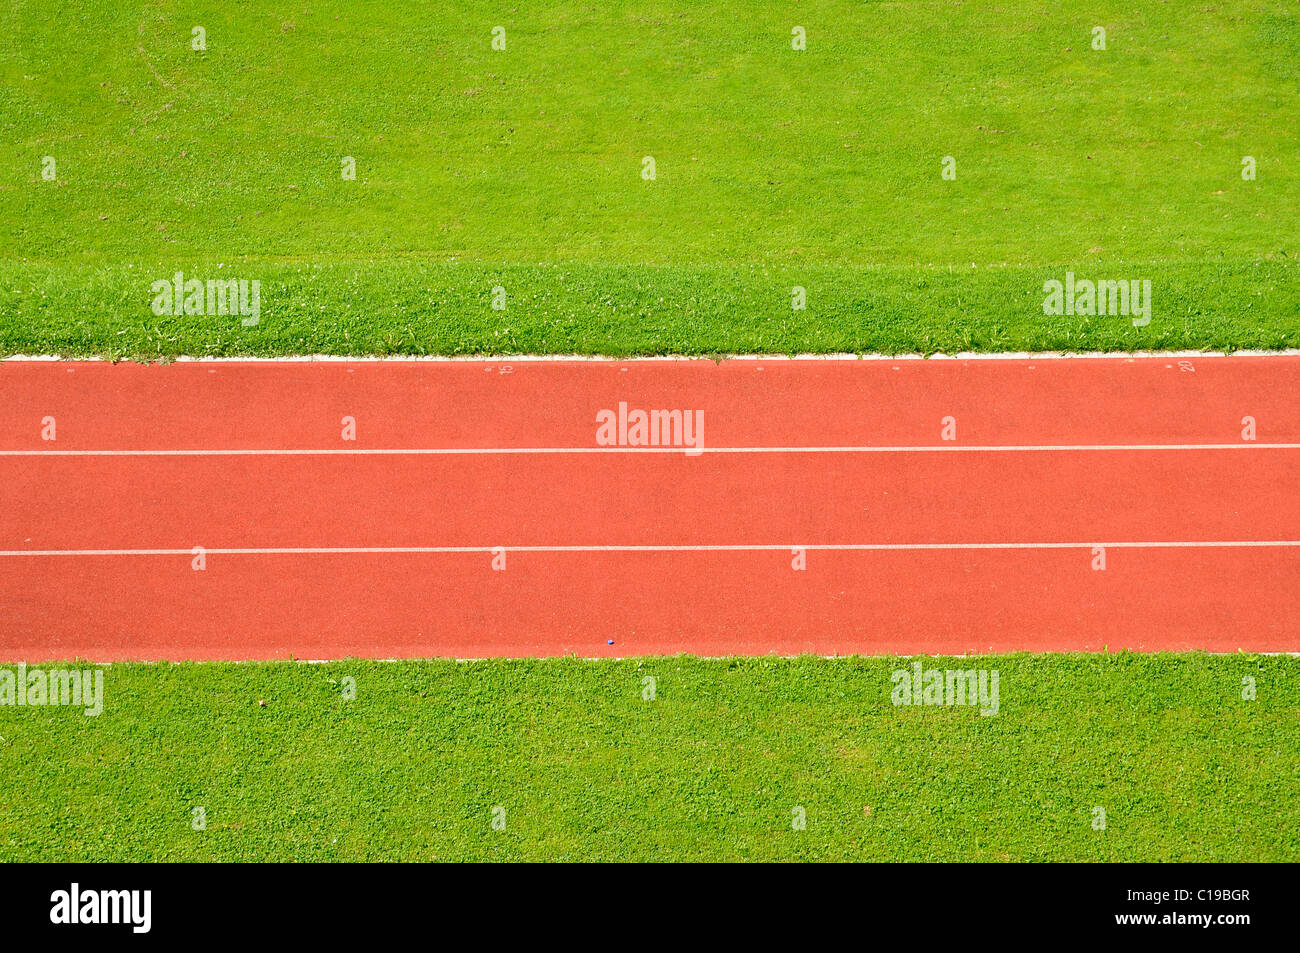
0 654 1296 862
1 1 1297 357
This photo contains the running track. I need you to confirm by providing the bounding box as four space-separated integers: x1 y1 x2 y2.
1 355 1297 661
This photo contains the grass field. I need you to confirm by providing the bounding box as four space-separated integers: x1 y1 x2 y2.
1 654 1296 862
3 1 1297 357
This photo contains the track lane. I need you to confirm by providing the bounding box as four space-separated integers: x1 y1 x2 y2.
1 356 1296 660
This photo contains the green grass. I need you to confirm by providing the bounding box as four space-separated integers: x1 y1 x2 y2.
3 1 1297 357
1 654 1296 861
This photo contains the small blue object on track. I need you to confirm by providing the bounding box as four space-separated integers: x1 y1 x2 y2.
607 640 614 645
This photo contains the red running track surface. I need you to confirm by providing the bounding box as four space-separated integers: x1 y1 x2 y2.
1 355 1297 660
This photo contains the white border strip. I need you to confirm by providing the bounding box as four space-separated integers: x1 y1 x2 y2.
21 651 1300 663
5 351 1300 363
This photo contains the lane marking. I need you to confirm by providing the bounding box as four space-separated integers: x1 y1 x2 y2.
3 443 1300 456
2 541 1298 556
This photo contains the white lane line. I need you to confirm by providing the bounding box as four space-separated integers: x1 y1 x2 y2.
2 541 1297 556
2 444 1297 456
